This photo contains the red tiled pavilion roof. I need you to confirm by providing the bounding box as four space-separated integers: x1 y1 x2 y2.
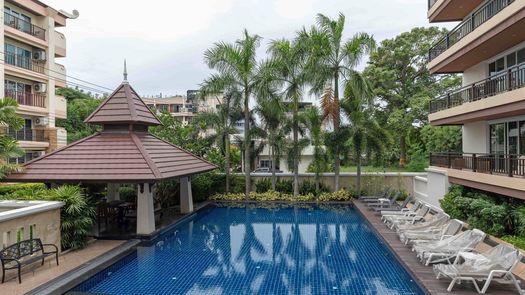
5 80 216 183
5 132 216 183
84 83 161 125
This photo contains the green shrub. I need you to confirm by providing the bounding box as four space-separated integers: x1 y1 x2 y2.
119 185 137 203
210 189 353 202
299 180 330 196
49 185 96 250
275 179 293 194
405 153 428 172
501 235 525 250
255 178 272 193
0 183 46 198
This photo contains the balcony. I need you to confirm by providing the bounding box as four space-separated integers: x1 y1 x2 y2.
429 0 514 62
5 90 46 108
6 127 45 142
430 62 525 113
430 152 525 177
5 52 45 74
430 152 525 199
428 0 484 22
4 12 46 41
429 62 525 124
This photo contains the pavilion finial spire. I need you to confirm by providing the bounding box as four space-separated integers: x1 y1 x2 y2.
123 59 128 84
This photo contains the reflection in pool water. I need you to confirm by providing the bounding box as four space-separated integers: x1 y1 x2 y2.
74 204 424 294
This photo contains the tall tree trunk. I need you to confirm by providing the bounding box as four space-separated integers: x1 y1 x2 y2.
293 104 299 197
225 133 231 193
271 139 276 191
333 74 340 191
244 89 251 199
356 148 362 197
399 135 406 167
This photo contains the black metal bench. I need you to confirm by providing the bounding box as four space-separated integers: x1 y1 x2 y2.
0 238 59 283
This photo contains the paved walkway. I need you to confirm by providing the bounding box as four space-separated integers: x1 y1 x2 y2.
353 200 522 295
2 239 124 295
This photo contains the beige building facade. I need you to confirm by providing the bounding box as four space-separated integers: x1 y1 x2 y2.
1 0 76 163
142 90 223 125
424 0 525 203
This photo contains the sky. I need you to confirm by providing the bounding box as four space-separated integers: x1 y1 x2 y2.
44 0 451 98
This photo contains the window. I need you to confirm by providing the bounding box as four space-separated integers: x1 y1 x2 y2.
490 123 505 154
520 121 525 155
4 43 33 70
489 57 505 76
508 121 518 154
157 104 168 111
518 49 525 64
507 52 517 68
260 160 271 168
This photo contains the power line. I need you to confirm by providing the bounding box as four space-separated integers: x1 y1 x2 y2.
0 50 114 93
0 58 109 95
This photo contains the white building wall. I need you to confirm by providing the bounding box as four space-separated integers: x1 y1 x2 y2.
462 121 490 153
462 62 487 86
422 168 450 208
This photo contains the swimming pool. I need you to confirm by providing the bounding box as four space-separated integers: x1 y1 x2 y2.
73 203 425 294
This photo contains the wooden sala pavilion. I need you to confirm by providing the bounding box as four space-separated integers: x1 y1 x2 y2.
5 74 216 236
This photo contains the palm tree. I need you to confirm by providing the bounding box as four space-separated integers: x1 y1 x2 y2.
302 13 375 191
195 90 242 193
303 106 326 192
340 80 391 197
258 38 309 196
256 95 287 191
0 97 24 178
203 29 262 198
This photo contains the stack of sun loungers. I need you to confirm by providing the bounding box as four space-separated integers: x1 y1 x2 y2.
363 189 524 294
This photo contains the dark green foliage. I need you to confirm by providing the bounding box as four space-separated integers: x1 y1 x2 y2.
55 88 102 143
440 185 525 244
255 178 272 193
119 185 137 203
501 236 525 250
405 153 428 172
0 183 45 196
275 179 293 194
299 180 330 196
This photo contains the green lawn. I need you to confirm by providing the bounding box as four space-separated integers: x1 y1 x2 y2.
340 166 419 172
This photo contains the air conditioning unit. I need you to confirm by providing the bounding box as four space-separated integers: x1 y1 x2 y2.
35 117 49 126
34 83 47 93
33 50 46 61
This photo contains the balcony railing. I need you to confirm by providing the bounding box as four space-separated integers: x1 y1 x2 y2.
5 90 46 108
4 12 46 41
6 127 45 142
428 0 514 62
5 51 45 74
430 152 525 177
429 62 525 113
428 0 439 9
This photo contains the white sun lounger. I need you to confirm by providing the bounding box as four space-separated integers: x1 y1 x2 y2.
413 229 486 266
384 204 431 230
433 244 523 294
400 219 463 245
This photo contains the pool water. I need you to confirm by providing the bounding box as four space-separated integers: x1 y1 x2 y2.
73 204 425 294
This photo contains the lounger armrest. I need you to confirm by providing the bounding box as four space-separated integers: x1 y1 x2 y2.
440 235 453 240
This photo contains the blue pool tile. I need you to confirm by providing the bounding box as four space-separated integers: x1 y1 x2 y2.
73 204 425 295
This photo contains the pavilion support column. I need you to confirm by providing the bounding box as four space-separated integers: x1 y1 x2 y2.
107 183 120 202
180 176 193 214
136 183 155 235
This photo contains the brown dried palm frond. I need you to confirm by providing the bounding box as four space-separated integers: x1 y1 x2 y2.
320 86 339 124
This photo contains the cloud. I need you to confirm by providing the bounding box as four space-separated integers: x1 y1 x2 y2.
274 0 316 19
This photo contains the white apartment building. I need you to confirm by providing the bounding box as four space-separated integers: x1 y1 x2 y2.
420 0 525 206
1 0 77 163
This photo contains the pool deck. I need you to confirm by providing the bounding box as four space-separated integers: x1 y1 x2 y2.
1 239 125 295
353 200 522 295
